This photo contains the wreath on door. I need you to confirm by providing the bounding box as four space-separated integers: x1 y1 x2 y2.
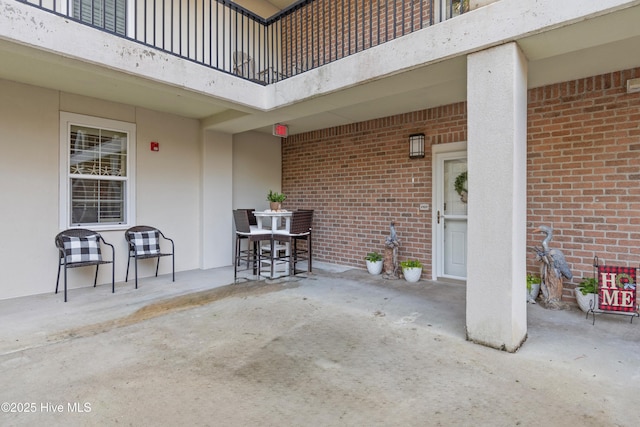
454 171 468 203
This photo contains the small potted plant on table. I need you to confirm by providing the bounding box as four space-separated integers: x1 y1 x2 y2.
400 259 422 283
364 252 383 275
267 190 287 211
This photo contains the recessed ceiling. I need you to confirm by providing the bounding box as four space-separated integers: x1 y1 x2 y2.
230 0 299 18
0 39 233 119
1 1 638 137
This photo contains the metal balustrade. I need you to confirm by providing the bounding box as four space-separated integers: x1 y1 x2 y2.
16 0 468 84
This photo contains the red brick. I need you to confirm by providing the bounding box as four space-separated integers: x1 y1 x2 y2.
282 68 640 300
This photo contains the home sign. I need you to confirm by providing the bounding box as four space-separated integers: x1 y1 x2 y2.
598 265 637 313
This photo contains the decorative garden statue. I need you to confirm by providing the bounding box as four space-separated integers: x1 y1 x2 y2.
530 225 573 309
383 222 400 279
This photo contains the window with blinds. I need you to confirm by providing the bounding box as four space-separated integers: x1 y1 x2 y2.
73 0 126 35
69 125 128 225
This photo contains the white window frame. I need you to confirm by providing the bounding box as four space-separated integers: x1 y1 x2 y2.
59 112 136 230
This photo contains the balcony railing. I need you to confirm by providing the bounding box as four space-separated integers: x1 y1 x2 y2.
16 0 468 84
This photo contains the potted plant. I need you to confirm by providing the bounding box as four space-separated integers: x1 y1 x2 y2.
364 252 383 275
526 273 541 304
266 190 287 211
575 277 597 313
400 259 422 283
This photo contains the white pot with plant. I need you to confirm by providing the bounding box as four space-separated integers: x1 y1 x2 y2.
266 190 286 211
401 259 422 283
364 252 383 275
575 277 597 313
526 273 541 304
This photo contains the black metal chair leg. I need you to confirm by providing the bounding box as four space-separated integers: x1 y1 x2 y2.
270 239 275 279
134 256 138 289
125 254 131 282
155 257 160 277
93 265 99 287
295 241 300 274
289 240 294 275
64 266 68 303
246 239 251 269
234 237 239 281
252 241 257 276
309 235 312 272
257 242 262 279
56 262 61 294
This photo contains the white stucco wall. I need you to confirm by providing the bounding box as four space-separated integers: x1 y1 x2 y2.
202 130 234 269
0 80 60 300
232 131 282 212
133 108 202 277
0 79 282 299
0 79 205 299
229 131 282 265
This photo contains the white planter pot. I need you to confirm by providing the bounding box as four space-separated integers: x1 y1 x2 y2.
575 288 597 313
366 260 383 275
402 267 422 283
527 283 540 303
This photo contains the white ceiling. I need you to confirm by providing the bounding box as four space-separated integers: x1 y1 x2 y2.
231 0 300 18
209 2 640 135
1 1 639 137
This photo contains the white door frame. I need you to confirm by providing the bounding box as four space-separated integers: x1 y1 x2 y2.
432 141 467 280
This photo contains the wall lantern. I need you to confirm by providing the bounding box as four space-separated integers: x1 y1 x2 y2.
409 133 425 159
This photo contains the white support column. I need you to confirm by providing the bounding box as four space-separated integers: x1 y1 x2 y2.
466 42 528 352
201 130 233 269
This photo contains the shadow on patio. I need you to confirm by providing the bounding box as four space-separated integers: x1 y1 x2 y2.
1 262 638 425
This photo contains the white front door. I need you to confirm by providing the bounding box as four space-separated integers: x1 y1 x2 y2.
433 147 467 280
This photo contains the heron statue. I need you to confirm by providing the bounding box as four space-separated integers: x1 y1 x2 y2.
383 222 400 279
530 225 573 309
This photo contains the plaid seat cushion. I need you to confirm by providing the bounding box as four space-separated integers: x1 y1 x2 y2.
129 230 161 255
62 235 102 263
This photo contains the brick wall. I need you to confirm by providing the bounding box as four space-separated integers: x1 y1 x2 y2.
283 103 467 278
527 68 640 301
282 67 640 303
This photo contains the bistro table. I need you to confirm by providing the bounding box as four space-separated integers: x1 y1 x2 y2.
253 210 293 278
253 210 292 232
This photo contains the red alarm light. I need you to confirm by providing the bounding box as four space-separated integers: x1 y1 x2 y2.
272 123 289 137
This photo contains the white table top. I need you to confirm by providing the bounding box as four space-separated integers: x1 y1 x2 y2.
253 210 293 217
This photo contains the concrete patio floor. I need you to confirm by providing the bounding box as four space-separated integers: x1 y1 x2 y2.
1 263 639 426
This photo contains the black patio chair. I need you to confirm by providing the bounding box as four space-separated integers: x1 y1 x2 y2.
235 208 259 268
273 210 313 275
55 228 115 302
233 209 273 281
125 226 175 289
